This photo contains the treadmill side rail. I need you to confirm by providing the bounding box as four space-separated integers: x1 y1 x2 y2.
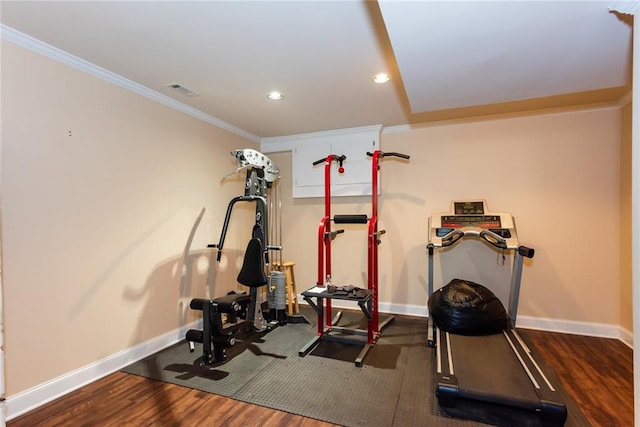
508 329 568 426
435 327 459 408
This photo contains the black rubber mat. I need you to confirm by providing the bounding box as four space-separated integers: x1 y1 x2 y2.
121 308 590 426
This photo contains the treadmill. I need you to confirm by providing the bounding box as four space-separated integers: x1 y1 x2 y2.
427 200 567 426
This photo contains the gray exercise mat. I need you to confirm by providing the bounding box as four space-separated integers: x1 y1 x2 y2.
121 309 589 427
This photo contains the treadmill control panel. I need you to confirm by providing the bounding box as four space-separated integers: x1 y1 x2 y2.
429 200 518 249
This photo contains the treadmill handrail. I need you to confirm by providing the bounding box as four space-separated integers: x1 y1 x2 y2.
479 228 508 249
439 228 464 247
439 226 508 249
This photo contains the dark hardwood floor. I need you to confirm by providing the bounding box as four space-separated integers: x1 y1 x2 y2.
7 329 633 426
7 371 338 427
520 329 633 427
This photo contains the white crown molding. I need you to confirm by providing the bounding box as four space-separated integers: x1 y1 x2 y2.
260 124 382 153
0 24 259 143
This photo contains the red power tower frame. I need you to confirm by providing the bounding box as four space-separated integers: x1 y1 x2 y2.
299 150 410 366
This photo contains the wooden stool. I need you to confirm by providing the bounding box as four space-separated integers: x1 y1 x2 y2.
272 261 299 315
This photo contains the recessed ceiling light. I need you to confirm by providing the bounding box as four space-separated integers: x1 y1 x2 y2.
373 73 391 84
267 91 283 100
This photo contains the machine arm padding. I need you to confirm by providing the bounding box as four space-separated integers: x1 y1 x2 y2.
334 214 368 224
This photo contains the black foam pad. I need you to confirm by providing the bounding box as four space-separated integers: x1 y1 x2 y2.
334 214 368 224
237 238 267 288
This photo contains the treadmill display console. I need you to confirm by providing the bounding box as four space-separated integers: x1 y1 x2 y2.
429 200 518 249
453 201 485 215
441 215 501 229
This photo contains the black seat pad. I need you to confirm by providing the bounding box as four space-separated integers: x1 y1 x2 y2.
214 293 252 305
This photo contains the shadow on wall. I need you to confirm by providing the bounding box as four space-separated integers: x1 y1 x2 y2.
122 249 211 326
67 207 182 319
124 243 245 344
125 204 256 340
120 207 252 424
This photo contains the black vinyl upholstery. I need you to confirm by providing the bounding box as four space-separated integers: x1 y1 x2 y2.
237 238 267 288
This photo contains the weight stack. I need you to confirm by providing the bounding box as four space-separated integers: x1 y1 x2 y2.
268 271 287 324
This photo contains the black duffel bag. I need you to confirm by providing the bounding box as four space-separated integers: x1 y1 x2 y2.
428 278 508 335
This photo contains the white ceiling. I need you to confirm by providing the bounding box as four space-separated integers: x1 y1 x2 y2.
1 1 633 140
379 1 632 112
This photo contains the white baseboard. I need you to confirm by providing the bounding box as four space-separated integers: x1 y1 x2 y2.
380 302 429 318
301 298 633 343
6 302 634 421
617 326 633 349
5 321 198 421
516 315 633 345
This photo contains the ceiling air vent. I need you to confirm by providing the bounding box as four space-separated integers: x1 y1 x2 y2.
166 83 199 97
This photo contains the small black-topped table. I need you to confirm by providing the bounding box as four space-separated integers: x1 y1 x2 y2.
298 286 392 366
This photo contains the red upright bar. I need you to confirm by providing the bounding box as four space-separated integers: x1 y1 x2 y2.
300 150 409 366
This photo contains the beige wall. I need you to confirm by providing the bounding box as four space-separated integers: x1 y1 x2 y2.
620 101 633 332
271 106 623 326
1 41 257 395
1 36 630 403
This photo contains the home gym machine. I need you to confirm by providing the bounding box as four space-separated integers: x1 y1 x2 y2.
427 200 567 426
299 150 410 366
186 148 284 368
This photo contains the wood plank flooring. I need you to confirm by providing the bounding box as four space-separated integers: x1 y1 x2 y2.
520 329 633 427
7 329 633 426
7 371 337 427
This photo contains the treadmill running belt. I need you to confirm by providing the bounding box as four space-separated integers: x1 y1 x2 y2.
449 333 540 409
